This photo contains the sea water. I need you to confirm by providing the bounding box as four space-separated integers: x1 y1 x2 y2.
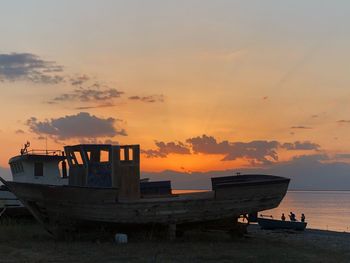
264 191 350 232
174 190 350 232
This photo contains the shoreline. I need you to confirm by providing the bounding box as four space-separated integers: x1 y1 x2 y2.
0 220 349 262
248 224 350 253
304 227 350 235
249 222 350 235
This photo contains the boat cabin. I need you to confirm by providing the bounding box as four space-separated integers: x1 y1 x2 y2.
8 148 68 185
64 144 171 200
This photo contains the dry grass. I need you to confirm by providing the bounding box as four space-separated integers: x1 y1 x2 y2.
0 219 349 263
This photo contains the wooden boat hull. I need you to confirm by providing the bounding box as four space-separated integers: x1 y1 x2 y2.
0 175 290 234
258 217 307 231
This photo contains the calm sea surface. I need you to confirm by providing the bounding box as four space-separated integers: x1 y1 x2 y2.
174 190 350 232
265 191 350 232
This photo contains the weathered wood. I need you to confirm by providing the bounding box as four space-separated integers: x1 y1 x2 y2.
112 145 140 201
111 147 120 188
167 224 176 240
3 174 290 236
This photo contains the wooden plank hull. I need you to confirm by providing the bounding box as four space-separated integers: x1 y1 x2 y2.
1 175 289 233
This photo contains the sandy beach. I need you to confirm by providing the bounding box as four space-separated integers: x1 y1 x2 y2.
0 220 349 263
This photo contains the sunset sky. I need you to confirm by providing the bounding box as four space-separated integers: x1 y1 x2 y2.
1 1 350 181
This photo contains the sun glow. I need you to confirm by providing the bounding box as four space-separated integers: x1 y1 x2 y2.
141 153 248 173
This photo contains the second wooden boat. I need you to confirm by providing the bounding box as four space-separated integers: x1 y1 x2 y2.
258 217 307 231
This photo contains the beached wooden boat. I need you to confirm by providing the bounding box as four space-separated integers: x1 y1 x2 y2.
258 217 307 231
0 144 290 236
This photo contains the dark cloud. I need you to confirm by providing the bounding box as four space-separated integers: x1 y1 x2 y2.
187 135 279 164
77 138 120 145
47 78 124 109
222 140 280 164
26 112 127 140
187 135 231 155
49 85 163 108
335 153 350 159
53 86 124 103
74 103 116 110
337 120 350 124
141 149 167 158
51 93 72 102
0 53 64 84
290 126 312 129
143 135 321 166
104 139 119 145
70 75 90 86
128 95 164 103
77 86 124 102
51 90 164 107
15 129 25 134
143 135 280 165
142 141 190 158
290 154 329 163
281 141 320 151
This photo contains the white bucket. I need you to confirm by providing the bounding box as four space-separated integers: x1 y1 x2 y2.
114 233 128 244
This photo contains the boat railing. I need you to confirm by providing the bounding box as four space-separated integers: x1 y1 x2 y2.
21 149 63 156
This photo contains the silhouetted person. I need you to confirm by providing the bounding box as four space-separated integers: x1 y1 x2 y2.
281 213 286 221
301 213 305 222
289 212 296 221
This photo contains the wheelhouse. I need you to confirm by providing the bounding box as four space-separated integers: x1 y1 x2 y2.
65 144 141 200
8 149 67 185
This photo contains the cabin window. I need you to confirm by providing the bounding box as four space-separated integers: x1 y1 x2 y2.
100 150 109 163
34 162 44 177
120 148 132 161
120 148 125 161
10 162 24 174
73 151 84 165
128 148 133 161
